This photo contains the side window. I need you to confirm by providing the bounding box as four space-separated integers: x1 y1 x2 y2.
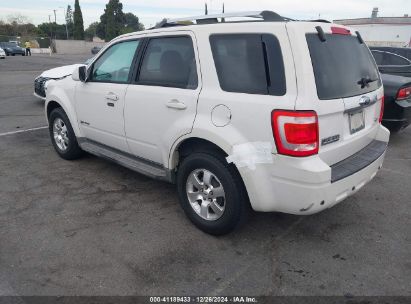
383 52 411 66
209 34 286 96
91 40 140 83
138 36 198 89
372 51 384 65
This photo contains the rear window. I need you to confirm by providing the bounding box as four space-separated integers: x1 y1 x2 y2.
1 43 14 47
306 34 381 100
210 34 286 96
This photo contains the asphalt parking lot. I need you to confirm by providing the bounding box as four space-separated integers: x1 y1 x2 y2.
0 54 410 297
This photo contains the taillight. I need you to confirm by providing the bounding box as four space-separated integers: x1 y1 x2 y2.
379 96 384 123
271 110 319 157
396 86 411 100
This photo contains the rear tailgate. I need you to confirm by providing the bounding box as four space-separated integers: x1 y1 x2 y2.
286 22 384 166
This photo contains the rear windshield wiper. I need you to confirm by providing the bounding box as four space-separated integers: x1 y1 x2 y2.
357 77 378 89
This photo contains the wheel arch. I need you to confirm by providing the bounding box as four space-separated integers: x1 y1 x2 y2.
169 136 230 171
45 96 81 137
173 137 251 230
46 100 62 120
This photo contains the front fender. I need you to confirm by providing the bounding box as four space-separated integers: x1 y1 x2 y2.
45 79 82 137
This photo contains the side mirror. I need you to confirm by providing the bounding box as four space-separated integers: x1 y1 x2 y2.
72 65 87 82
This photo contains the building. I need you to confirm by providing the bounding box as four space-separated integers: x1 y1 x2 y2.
334 8 411 47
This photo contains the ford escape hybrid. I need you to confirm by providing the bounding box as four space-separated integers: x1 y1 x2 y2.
45 11 389 235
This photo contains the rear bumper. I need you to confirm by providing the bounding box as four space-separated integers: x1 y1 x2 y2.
239 125 390 214
11 50 25 55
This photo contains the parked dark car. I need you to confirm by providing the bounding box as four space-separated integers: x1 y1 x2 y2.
0 42 26 56
380 73 411 131
371 49 411 77
370 46 411 61
91 46 102 54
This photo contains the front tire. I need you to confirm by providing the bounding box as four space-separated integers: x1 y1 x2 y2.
49 108 83 160
177 152 249 235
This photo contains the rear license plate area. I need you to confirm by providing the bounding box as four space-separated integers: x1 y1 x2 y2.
349 111 365 134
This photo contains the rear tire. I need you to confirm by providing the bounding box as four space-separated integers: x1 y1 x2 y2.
177 152 249 235
49 108 83 160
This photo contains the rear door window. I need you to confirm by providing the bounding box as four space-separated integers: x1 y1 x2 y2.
137 36 198 89
382 52 410 66
210 34 286 96
306 34 381 100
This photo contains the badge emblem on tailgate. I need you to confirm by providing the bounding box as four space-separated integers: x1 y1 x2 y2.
321 134 340 146
359 96 371 106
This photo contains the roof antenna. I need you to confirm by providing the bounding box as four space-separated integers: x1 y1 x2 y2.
205 2 208 15
222 3 225 22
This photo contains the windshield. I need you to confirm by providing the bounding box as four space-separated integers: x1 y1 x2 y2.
306 34 381 100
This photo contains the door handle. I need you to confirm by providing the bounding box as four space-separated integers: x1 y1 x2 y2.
166 99 187 110
105 92 119 102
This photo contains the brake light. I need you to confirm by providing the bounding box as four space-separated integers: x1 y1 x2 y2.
396 86 411 100
331 26 351 35
379 96 384 123
271 110 319 157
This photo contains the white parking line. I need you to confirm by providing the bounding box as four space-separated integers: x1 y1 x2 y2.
0 126 48 137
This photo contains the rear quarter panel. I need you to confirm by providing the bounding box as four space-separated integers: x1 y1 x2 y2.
171 23 298 168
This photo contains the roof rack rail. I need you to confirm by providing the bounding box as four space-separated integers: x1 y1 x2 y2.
152 10 287 29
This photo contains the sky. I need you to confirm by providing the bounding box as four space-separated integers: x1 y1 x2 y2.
0 0 410 29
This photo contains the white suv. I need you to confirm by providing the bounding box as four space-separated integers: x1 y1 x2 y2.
45 11 389 235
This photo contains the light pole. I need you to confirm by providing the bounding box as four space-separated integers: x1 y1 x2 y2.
48 15 52 38
59 6 69 40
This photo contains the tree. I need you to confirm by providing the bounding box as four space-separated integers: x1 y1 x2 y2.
0 21 15 37
73 0 84 40
7 14 32 36
65 5 74 39
99 0 125 41
96 22 105 41
37 22 69 40
66 5 73 25
121 12 144 34
7 13 30 25
97 1 144 41
85 21 99 41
